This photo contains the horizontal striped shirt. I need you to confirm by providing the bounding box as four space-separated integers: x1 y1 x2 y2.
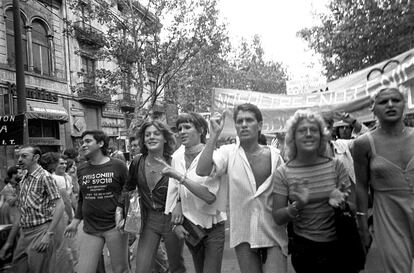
273 158 350 242
19 165 60 228
212 144 288 253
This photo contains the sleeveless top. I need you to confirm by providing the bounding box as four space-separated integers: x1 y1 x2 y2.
366 132 414 273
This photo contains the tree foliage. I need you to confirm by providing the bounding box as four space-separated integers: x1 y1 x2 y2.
68 0 227 115
219 35 288 94
298 0 414 80
166 35 288 113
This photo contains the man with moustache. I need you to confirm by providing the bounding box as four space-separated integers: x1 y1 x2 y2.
64 129 129 273
0 145 64 273
196 103 288 273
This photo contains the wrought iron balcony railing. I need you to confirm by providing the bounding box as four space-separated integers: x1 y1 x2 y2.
76 82 109 105
118 92 136 112
73 21 105 48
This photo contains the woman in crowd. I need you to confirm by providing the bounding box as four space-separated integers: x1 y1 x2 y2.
353 86 414 272
272 109 352 273
163 112 227 273
0 166 22 224
117 120 186 273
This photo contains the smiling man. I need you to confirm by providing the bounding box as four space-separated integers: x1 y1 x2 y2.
0 145 64 273
196 103 288 273
64 129 129 273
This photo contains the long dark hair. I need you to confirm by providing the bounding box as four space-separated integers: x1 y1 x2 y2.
137 120 176 158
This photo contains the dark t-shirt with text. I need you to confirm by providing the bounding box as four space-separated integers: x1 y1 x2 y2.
76 158 128 233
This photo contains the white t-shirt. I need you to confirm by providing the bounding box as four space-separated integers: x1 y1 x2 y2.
52 173 73 195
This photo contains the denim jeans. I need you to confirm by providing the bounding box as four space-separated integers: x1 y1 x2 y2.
135 210 186 273
13 222 55 273
77 227 129 273
235 242 287 273
185 221 225 273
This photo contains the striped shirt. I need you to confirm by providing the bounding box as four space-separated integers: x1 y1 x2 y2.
19 165 61 228
212 144 288 253
273 158 350 242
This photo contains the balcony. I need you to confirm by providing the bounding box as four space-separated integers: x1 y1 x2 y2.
76 82 109 105
73 21 105 49
118 92 136 112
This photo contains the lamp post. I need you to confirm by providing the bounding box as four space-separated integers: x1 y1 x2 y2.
13 0 28 144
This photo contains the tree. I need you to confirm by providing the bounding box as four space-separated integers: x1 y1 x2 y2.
220 35 288 94
298 0 414 80
68 0 227 122
166 35 288 113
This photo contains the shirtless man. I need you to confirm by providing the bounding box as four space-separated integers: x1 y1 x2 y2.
196 103 287 273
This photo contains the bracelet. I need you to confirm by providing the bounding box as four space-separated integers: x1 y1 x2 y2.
356 211 367 216
351 119 357 126
286 202 300 219
179 174 186 184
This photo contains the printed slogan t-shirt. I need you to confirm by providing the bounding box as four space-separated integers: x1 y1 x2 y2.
76 158 128 233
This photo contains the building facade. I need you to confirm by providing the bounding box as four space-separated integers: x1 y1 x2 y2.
0 0 158 177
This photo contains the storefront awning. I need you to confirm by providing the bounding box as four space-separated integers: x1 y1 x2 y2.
26 101 69 123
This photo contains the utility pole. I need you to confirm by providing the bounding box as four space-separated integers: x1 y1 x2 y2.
13 0 28 144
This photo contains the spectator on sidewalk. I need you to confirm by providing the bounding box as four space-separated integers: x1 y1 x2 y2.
0 166 22 225
0 145 64 273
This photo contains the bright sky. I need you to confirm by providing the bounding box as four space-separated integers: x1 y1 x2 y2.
217 0 329 80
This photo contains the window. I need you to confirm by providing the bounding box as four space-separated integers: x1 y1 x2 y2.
5 9 28 70
32 20 51 76
81 56 96 83
28 119 60 138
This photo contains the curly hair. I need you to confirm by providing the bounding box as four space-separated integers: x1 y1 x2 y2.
137 120 176 158
39 152 63 173
284 109 330 161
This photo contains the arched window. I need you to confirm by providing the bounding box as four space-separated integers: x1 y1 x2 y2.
5 9 28 70
32 20 51 76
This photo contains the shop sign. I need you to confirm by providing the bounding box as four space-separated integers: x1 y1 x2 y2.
0 114 24 145
29 137 61 146
102 103 124 118
8 82 58 102
102 121 126 128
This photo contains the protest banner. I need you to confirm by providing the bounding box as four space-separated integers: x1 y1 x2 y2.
213 48 414 134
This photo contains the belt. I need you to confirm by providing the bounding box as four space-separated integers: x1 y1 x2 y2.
21 221 51 232
150 207 165 212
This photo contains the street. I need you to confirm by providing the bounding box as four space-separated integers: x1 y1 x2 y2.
98 222 385 273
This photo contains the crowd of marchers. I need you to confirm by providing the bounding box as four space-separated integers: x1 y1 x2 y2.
0 85 413 273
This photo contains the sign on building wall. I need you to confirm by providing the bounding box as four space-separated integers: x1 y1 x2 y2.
0 114 24 145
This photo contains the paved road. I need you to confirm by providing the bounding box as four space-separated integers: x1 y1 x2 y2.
98 223 385 273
